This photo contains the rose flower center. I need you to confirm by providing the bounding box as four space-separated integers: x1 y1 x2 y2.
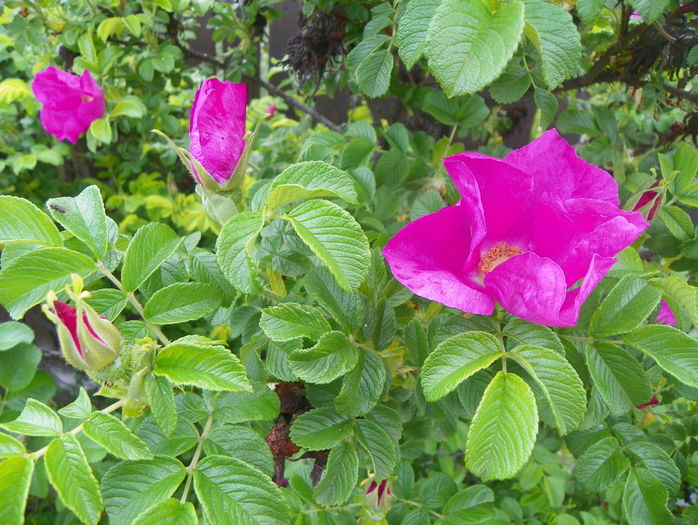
478 242 523 274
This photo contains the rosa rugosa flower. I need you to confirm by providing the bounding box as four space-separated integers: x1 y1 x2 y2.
31 66 105 144
189 78 247 187
383 130 649 326
656 299 677 325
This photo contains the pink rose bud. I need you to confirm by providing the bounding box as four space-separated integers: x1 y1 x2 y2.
364 479 393 516
189 78 247 188
656 299 677 326
266 104 276 117
636 395 660 409
383 129 649 327
31 66 105 144
631 10 642 20
633 182 661 220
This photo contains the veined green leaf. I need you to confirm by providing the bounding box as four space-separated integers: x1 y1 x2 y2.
591 275 661 336
132 499 197 525
0 398 62 436
395 0 439 69
627 0 670 22
288 331 360 384
335 350 387 417
0 432 25 458
304 266 365 333
355 419 397 480
442 485 495 524
47 185 108 258
259 303 331 342
216 211 264 293
0 321 34 351
204 424 274 477
143 282 222 324
121 223 182 292
626 441 680 494
0 455 33 525
623 467 672 525
83 412 153 460
290 407 353 451
58 387 92 420
0 196 61 246
573 436 629 491
346 34 393 98
314 442 359 507
145 375 177 436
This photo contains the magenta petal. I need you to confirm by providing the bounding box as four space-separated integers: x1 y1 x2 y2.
558 255 616 326
504 129 620 205
636 395 659 409
656 299 677 325
54 301 83 355
484 252 568 326
383 205 495 315
189 79 247 183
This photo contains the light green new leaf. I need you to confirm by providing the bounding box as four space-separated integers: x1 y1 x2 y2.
194 456 289 525
101 456 186 525
0 342 41 391
627 0 670 23
590 275 661 337
335 350 387 417
132 499 197 525
0 196 62 246
47 185 108 258
395 0 439 69
465 372 538 480
143 282 222 325
58 387 92 420
259 303 331 342
347 34 393 98
314 442 359 507
0 433 25 458
624 325 698 389
216 211 264 293
83 412 153 460
145 375 177 436
265 161 357 211
111 95 147 119
585 342 652 415
288 331 360 384
0 321 34 351
45 434 103 525
626 441 680 494
523 0 581 90
504 318 564 353
121 223 182 292
660 206 693 241
136 417 198 457
421 331 502 402
0 247 95 319
154 340 252 392
290 407 353 451
574 436 629 491
623 467 672 525
286 199 370 292
510 345 585 434
87 289 128 321
0 398 62 436
424 0 525 96
0 455 33 525
355 419 397 480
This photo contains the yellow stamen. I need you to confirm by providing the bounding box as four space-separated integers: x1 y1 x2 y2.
478 242 523 274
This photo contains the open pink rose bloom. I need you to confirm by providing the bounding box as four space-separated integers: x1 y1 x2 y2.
384 130 649 327
189 78 247 184
32 66 105 144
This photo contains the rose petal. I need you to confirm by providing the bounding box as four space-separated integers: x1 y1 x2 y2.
383 205 494 315
656 299 677 326
558 254 617 326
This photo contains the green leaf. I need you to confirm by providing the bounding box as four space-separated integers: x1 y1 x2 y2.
0 196 62 246
83 412 153 460
489 65 531 104
523 0 581 89
145 375 177 436
585 342 652 415
89 117 112 144
216 211 264 294
623 467 672 525
624 325 698 389
660 206 693 241
576 0 605 23
627 0 670 23
143 282 222 325
286 199 370 292
209 383 280 425
194 455 289 525
58 387 92 420
87 289 128 321
45 434 103 525
136 417 198 457
510 345 585 434
395 0 439 69
259 303 331 342
314 442 359 506
304 266 365 333
590 275 661 337
465 372 538 480
288 331 360 384
0 343 41 391
0 433 25 457
421 332 502 402
0 398 62 436
504 318 564 353
204 424 274 477
0 322 34 351
424 0 525 96
355 419 397 479
335 350 387 416
442 485 495 524
101 456 186 525
0 247 95 319
534 88 559 129
626 441 680 494
0 456 33 525
573 436 629 491
347 34 393 98
47 185 108 258
111 95 146 118
290 407 353 451
265 161 357 211
121 223 182 292
132 499 197 525
154 340 252 392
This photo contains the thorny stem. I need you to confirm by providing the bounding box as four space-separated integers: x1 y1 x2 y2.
180 413 214 504
31 400 125 460
96 263 172 346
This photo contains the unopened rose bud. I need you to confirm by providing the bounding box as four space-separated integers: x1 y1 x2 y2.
361 479 393 521
266 104 276 117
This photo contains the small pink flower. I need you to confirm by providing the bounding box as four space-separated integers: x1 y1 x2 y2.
631 10 642 20
383 130 649 327
31 66 105 144
633 182 661 220
267 104 276 117
636 395 660 409
189 78 247 184
656 299 677 325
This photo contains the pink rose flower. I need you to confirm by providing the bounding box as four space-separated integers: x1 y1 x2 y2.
31 66 105 144
383 130 649 326
189 78 247 184
656 299 677 325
